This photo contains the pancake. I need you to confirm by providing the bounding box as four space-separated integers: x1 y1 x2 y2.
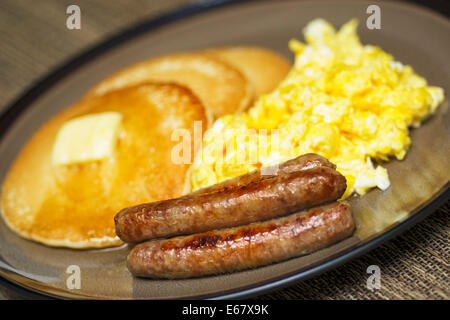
202 46 292 97
87 53 253 118
1 82 210 248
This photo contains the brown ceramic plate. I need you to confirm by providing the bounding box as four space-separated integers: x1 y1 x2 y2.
0 0 449 299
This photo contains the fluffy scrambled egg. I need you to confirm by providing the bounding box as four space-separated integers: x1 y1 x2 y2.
190 19 444 199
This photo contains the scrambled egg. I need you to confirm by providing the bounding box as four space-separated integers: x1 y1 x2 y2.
190 19 444 199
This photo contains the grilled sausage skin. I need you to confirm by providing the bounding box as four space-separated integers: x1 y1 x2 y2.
127 201 354 278
115 166 347 242
191 153 335 196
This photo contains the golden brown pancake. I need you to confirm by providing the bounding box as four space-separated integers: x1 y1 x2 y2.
1 83 210 248
202 46 292 97
87 53 253 118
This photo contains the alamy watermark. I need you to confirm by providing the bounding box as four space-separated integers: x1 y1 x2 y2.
66 264 81 289
366 265 381 290
66 5 81 30
170 121 281 175
366 5 381 29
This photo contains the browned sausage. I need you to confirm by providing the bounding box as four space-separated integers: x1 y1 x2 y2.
191 153 335 196
127 201 354 278
115 166 346 242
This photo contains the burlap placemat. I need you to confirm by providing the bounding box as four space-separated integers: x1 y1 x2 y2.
0 0 448 300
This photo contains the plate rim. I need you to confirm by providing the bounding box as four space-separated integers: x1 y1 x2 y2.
0 0 449 300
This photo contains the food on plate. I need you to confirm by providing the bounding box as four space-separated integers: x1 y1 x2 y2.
1 13 442 282
0 46 290 249
127 201 354 278
190 153 335 196
88 47 292 118
115 157 346 242
86 52 254 118
202 46 292 97
51 112 123 166
189 18 445 199
0 83 209 248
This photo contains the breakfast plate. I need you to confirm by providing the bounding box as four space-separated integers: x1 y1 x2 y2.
0 0 449 299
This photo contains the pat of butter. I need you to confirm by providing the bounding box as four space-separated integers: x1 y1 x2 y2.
52 112 123 166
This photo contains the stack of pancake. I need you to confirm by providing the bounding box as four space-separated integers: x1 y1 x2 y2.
0 47 291 248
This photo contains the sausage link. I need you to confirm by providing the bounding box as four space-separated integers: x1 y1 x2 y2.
191 153 335 196
115 166 346 242
127 201 354 278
